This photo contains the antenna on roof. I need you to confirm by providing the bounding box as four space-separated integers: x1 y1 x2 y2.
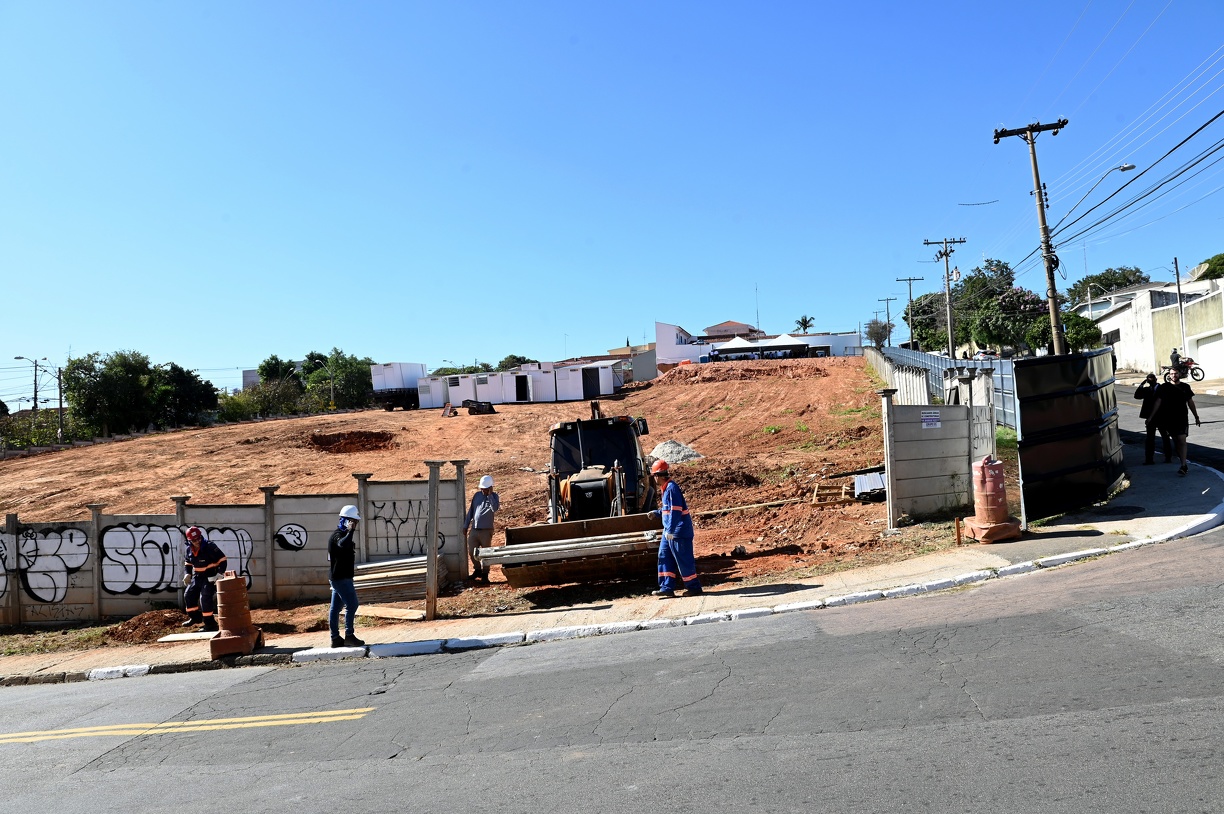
755 283 760 330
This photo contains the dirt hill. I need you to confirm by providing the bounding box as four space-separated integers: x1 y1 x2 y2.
0 357 922 586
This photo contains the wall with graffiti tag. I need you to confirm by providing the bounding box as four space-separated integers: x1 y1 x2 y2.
1 464 467 625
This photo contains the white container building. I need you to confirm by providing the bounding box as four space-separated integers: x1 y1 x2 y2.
417 377 448 409
474 372 506 404
554 367 584 401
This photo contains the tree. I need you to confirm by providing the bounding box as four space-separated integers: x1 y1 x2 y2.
1196 253 1224 280
496 354 539 371
62 350 157 436
302 348 375 410
148 364 218 427
1025 312 1103 353
903 292 946 352
0 399 7 418
971 287 1047 350
1066 266 1149 304
257 355 302 390
794 315 815 333
951 259 1015 346
865 319 892 348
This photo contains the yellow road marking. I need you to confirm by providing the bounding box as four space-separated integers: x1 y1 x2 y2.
0 707 374 745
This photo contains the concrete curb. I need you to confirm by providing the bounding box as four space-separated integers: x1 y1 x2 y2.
8 508 1224 686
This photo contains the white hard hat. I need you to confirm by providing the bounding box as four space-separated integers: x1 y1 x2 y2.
339 505 361 521
479 475 494 489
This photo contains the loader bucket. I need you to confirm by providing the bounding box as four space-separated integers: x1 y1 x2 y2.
499 513 663 588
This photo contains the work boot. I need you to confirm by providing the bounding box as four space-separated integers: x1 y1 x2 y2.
180 615 202 628
651 589 676 599
685 586 704 596
201 617 219 632
344 633 366 647
330 636 345 648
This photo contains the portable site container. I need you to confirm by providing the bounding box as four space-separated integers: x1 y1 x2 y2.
503 369 558 403
418 377 448 409
578 363 616 398
446 374 478 404
474 372 505 404
554 367 584 401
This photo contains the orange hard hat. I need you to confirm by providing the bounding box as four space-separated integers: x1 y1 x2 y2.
650 460 670 475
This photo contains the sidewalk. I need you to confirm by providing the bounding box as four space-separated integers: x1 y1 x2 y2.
4 442 1222 685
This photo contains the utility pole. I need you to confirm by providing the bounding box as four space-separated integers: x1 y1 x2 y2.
1174 257 1187 354
896 276 924 350
923 237 967 358
56 367 64 442
878 297 897 347
994 118 1069 355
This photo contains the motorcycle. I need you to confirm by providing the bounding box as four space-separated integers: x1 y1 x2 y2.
1161 356 1206 382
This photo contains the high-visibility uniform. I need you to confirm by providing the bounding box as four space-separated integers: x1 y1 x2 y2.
184 539 228 623
657 479 701 592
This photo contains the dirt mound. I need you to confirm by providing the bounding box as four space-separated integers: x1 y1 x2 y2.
107 609 191 643
308 430 397 453
656 359 832 385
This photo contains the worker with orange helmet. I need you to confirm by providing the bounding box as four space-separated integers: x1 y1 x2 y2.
647 459 702 598
181 526 227 632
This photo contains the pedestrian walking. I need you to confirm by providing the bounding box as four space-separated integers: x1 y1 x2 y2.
1134 372 1173 464
647 460 702 598
327 505 364 648
1147 367 1201 476
463 475 499 582
181 526 227 632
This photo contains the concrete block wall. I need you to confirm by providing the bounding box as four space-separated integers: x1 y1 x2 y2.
0 462 466 625
879 391 971 527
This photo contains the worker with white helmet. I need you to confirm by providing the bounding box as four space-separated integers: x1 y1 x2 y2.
463 474 500 583
327 505 365 648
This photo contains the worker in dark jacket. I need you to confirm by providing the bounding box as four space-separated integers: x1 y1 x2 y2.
647 460 702 598
181 526 227 632
1134 372 1172 464
328 505 364 648
1148 367 1201 477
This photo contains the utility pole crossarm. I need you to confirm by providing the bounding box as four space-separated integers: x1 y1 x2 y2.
992 118 1068 143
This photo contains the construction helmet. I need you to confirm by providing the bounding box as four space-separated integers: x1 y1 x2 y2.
339 505 362 521
479 475 494 489
185 526 204 543
650 460 670 475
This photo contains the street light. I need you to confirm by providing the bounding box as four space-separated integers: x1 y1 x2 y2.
14 356 47 412
311 359 335 409
1052 163 1136 233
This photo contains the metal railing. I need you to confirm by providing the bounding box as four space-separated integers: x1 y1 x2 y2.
881 347 1017 429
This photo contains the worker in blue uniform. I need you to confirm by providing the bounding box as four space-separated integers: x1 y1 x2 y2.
647 459 703 598
181 526 227 632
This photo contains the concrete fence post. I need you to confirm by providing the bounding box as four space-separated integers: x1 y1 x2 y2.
259 486 279 603
352 473 372 564
425 460 446 621
877 389 899 530
87 503 106 621
5 512 19 625
450 459 469 579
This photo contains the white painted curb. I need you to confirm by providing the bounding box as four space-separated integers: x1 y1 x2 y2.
1036 548 1109 568
87 664 151 681
445 632 526 650
292 646 366 663
369 640 444 658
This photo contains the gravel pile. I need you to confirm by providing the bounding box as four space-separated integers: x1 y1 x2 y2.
650 440 703 463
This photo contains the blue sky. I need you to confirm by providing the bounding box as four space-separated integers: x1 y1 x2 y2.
2 1 1221 401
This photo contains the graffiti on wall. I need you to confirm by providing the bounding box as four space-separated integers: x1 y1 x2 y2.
0 528 90 603
274 523 308 551
368 500 448 558
100 525 253 595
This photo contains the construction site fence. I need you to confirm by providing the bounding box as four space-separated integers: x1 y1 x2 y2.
880 347 1017 430
863 348 931 405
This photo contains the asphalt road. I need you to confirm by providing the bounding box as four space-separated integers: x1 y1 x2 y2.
4 530 1224 813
